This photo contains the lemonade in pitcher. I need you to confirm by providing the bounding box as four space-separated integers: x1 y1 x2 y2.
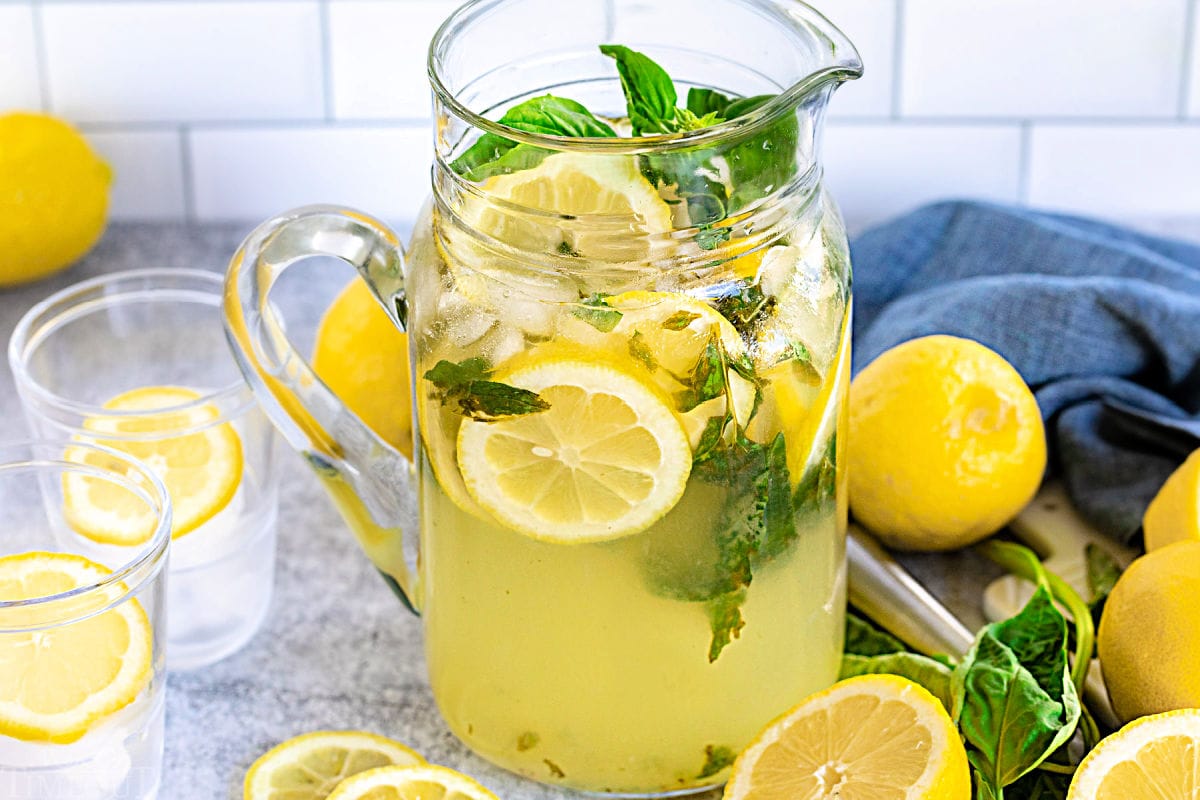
225 0 861 794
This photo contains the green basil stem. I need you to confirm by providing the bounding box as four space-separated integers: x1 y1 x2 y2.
976 540 1102 750
1033 761 1076 776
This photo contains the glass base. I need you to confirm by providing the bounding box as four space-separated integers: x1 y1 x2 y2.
167 508 277 671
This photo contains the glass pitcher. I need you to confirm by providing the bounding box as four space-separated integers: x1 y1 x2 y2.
224 0 861 793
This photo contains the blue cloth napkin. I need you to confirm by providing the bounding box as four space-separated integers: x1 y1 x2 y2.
850 201 1200 546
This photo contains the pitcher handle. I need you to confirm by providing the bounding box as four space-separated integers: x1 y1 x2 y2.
223 205 421 612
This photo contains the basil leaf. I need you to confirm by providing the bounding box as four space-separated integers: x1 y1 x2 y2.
450 95 616 181
571 293 623 332
722 95 800 207
599 44 679 134
840 653 954 711
686 87 735 118
1004 765 1072 800
424 358 551 421
953 586 1082 794
705 589 747 662
1086 543 1121 602
697 745 737 780
844 611 910 657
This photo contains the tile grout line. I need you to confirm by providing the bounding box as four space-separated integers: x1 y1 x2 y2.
318 0 335 121
1016 121 1033 204
29 0 51 112
890 0 906 120
1180 0 1198 119
179 126 197 223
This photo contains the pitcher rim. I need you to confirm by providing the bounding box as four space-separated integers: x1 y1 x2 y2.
427 0 863 156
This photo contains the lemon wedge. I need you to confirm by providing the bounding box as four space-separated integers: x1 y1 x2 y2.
723 675 971 800
244 730 425 800
1067 709 1200 799
326 764 499 800
456 356 691 543
64 385 243 543
0 552 152 744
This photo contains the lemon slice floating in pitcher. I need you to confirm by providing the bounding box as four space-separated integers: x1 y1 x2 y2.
326 764 499 800
0 552 152 743
244 730 425 800
456 357 691 543
462 150 674 262
64 385 243 544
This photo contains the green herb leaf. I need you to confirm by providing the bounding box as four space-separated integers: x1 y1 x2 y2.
686 87 735 118
844 611 911 657
758 433 795 559
722 95 800 207
697 744 737 780
661 310 701 331
840 653 955 711
424 358 551 421
952 586 1082 795
791 433 838 522
628 330 658 372
450 95 616 181
675 339 727 412
1085 542 1122 634
599 44 681 135
1004 766 1072 800
1085 543 1121 604
706 589 747 662
715 280 774 332
571 293 623 333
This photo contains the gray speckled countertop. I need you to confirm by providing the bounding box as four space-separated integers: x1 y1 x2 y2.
0 218 1197 800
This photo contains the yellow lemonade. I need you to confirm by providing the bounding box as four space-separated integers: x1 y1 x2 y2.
405 201 852 790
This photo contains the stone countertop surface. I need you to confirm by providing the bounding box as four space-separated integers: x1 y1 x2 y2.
0 218 1197 800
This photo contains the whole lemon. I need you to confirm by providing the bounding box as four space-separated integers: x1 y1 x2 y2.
312 277 412 457
1098 541 1200 723
847 335 1046 551
0 113 111 286
1142 447 1200 552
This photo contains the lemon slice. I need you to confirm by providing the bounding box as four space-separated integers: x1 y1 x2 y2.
327 764 499 800
244 730 425 800
723 675 971 800
603 291 757 448
465 151 674 262
0 552 152 744
64 385 244 543
1067 709 1200 799
456 357 691 543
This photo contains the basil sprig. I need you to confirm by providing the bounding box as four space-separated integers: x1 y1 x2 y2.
450 95 616 181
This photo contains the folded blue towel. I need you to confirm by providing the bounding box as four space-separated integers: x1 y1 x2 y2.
850 201 1200 545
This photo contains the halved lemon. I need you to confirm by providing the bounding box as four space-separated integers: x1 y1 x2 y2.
456 356 692 543
1067 709 1200 799
0 552 153 744
326 764 499 800
723 674 971 800
603 290 757 448
244 730 425 800
64 385 243 543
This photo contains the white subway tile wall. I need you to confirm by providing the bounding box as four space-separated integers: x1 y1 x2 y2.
0 5 40 110
1 0 1196 229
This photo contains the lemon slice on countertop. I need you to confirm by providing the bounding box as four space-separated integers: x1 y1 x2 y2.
244 730 425 800
326 764 499 800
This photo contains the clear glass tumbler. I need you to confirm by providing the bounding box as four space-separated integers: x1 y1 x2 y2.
0 440 169 800
8 268 280 670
